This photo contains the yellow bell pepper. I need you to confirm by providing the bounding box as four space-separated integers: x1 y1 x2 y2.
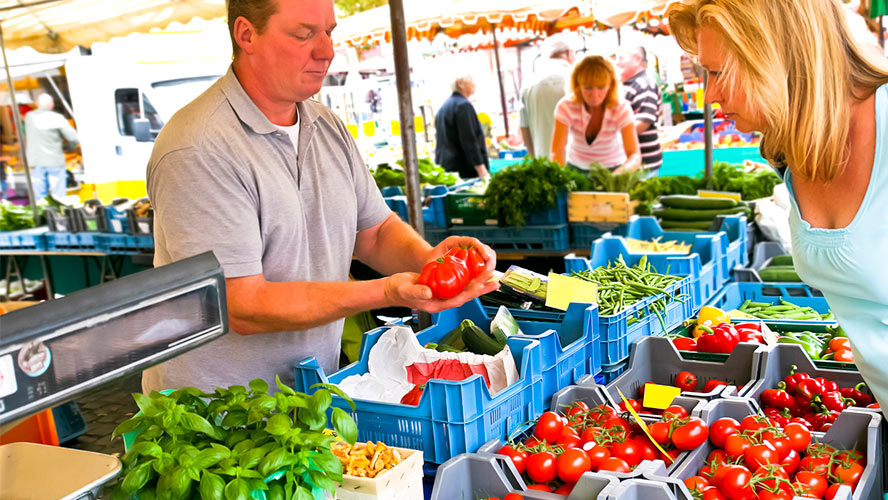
693 306 731 339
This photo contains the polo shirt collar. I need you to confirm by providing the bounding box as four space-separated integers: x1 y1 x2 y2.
220 65 321 135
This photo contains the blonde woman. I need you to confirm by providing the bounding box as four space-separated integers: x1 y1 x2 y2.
669 0 888 413
550 55 641 171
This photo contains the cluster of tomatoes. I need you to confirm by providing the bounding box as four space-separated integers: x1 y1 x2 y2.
683 414 865 500
417 246 486 299
759 367 879 432
494 401 710 496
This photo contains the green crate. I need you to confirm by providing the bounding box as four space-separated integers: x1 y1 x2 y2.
446 191 498 226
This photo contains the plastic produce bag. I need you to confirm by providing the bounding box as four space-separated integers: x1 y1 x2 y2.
755 183 792 252
337 326 519 404
490 306 522 339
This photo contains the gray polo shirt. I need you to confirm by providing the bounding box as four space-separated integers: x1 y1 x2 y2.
144 67 391 393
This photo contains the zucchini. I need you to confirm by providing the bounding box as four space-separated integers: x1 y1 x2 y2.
769 254 794 266
654 206 751 221
461 319 507 356
758 266 801 282
660 219 715 230
434 343 465 353
437 323 466 351
659 195 738 210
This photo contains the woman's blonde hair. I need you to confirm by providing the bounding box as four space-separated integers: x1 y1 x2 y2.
570 55 621 110
669 0 888 181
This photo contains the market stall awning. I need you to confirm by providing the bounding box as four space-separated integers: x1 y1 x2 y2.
333 0 590 46
0 0 226 53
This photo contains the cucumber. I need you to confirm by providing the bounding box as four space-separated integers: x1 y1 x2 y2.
461 319 507 356
769 254 794 266
654 206 751 221
659 195 738 210
758 266 801 282
660 219 715 230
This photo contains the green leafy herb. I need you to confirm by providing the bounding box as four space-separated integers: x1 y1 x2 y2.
371 157 458 188
483 157 578 227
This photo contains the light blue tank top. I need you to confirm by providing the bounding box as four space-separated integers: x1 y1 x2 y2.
785 83 888 414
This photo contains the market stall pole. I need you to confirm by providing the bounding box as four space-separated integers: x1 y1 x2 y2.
0 24 39 223
701 65 714 178
490 25 510 136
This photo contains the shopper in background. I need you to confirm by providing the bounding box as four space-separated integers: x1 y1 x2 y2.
145 0 498 393
23 93 78 199
550 55 641 171
669 0 888 415
518 38 574 159
616 45 664 175
434 74 490 179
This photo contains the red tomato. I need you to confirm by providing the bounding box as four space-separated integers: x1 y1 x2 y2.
524 437 540 448
525 451 557 483
632 435 660 461
745 443 780 470
648 422 672 445
703 379 729 393
417 255 469 299
588 404 617 426
603 416 634 435
556 426 582 449
709 417 740 448
663 405 689 420
833 461 864 487
718 465 755 500
724 434 754 459
824 484 852 500
703 487 727 500
675 371 698 391
533 412 564 444
740 415 773 433
582 443 610 470
834 449 865 466
444 246 487 279
556 448 592 483
783 422 811 452
671 417 709 450
799 456 831 477
597 457 631 473
758 489 793 500
707 449 730 466
610 440 641 467
553 484 573 495
769 436 792 460
526 484 552 492
497 445 528 475
580 427 602 445
793 471 828 499
619 398 642 414
504 494 524 500
780 449 801 476
805 443 837 459
684 476 710 492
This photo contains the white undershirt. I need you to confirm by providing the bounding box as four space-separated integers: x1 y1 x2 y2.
277 121 300 162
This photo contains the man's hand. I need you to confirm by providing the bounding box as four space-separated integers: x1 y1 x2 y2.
383 271 500 313
476 164 491 179
425 235 496 274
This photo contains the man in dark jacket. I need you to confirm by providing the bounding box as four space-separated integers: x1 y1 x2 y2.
434 75 490 179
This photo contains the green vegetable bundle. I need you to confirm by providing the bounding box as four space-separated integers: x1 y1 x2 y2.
738 298 832 321
112 377 357 500
0 201 42 231
653 195 752 232
700 161 783 200
484 157 578 227
372 158 458 189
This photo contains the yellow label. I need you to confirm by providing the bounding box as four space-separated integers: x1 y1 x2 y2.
347 124 359 139
616 388 674 463
545 272 597 311
642 383 681 410
414 116 425 133
390 120 401 136
362 121 376 137
697 189 742 202
695 88 705 109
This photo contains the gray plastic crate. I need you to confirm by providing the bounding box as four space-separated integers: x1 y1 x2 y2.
597 336 763 414
741 343 877 413
670 398 882 500
733 241 794 282
606 461 694 500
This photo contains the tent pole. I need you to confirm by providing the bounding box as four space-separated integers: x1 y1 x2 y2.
703 69 713 178
491 24 510 136
0 24 39 221
43 73 74 118
880 15 884 49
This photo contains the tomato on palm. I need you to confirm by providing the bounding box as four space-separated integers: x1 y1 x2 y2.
533 412 564 443
526 451 557 483
556 448 592 483
417 255 469 299
709 417 740 448
497 445 528 475
446 246 487 278
671 417 709 450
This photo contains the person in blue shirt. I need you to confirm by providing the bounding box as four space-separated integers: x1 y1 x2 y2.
669 0 888 415
434 74 490 180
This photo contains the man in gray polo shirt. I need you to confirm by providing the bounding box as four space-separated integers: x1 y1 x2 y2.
144 0 498 393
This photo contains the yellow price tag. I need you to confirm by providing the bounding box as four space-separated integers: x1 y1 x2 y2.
362 121 376 137
390 120 401 136
641 383 681 410
545 272 597 311
616 387 674 463
697 189 742 202
346 124 359 139
413 115 425 133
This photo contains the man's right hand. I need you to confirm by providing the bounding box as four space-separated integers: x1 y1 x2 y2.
383 271 500 314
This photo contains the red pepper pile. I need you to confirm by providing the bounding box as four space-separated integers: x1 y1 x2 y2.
684 415 866 500
496 403 710 495
759 366 878 432
673 322 771 353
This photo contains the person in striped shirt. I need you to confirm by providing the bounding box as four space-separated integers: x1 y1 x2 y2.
550 55 641 171
616 46 664 174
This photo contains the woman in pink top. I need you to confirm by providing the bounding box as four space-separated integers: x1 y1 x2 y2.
551 55 641 171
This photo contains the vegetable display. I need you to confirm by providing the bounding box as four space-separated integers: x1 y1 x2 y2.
483 157 579 227
654 196 752 232
737 299 833 321
0 201 42 231
371 158 458 189
424 318 508 357
625 237 692 254
111 377 358 500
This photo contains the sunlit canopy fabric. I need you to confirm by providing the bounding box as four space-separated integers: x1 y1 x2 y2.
0 0 225 53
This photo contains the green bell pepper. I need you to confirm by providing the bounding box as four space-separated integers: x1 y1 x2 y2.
777 336 821 360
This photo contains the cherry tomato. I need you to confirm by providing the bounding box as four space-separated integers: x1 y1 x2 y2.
497 445 528 475
555 447 591 484
610 440 641 467
799 456 831 477
675 371 698 392
525 451 557 483
780 449 801 476
793 471 828 499
588 404 617 426
597 456 631 473
684 476 710 493
783 422 811 452
582 443 610 471
556 426 582 449
671 417 709 450
709 417 740 448
740 415 773 433
580 427 602 445
707 449 729 466
603 416 633 435
769 436 792 460
533 412 564 444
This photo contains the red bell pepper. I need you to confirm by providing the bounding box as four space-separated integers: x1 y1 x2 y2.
734 322 762 332
400 384 424 405
761 382 795 410
816 391 854 413
671 336 697 351
840 383 873 406
696 322 740 353
796 378 824 401
814 377 839 393
763 407 790 427
783 365 810 395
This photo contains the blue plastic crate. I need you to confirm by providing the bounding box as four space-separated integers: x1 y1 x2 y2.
104 205 130 233
626 214 748 285
95 233 155 254
423 185 449 228
52 401 88 443
706 282 832 324
599 360 628 383
564 238 697 366
383 195 409 222
45 232 99 251
292 319 544 465
568 221 628 250
451 223 570 252
443 299 600 407
524 192 568 225
0 227 48 251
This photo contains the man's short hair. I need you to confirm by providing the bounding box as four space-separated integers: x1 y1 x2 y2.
36 93 54 110
543 37 571 59
450 74 472 93
228 0 279 57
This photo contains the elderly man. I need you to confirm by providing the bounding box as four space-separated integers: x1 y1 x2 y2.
616 46 664 174
519 38 574 159
434 74 490 179
24 93 78 198
145 0 498 392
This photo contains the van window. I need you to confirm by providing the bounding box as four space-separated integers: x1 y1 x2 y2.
114 88 163 138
